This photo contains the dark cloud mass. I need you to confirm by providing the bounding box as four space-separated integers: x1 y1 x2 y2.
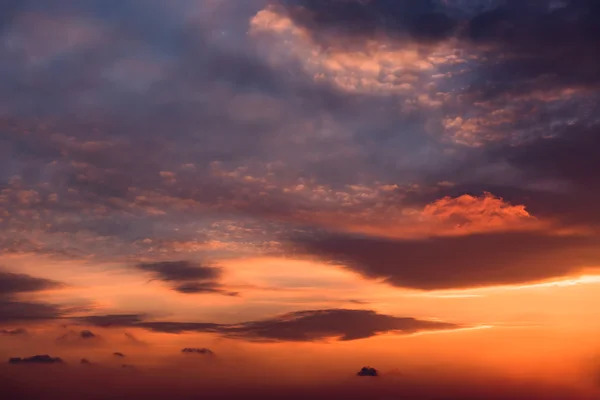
279 0 459 44
291 231 600 289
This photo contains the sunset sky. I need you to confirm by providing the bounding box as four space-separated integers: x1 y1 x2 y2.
2 1 600 399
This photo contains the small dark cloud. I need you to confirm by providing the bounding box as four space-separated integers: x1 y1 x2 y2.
0 328 27 335
113 352 125 357
357 366 378 377
80 330 96 339
8 355 63 364
56 329 101 344
182 347 215 356
135 261 235 296
80 358 92 365
0 271 62 296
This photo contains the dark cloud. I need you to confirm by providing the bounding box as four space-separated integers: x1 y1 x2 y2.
289 231 600 290
465 0 600 93
221 309 459 342
137 261 221 282
0 328 27 335
55 329 102 346
279 0 458 45
76 314 145 328
280 0 600 91
137 322 222 334
80 358 91 365
0 299 66 323
136 261 236 296
8 355 63 364
357 366 378 377
80 330 96 339
76 309 459 341
0 271 62 296
113 352 125 358
181 348 214 356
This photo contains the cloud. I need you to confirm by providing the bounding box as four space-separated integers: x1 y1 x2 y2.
137 261 221 282
181 348 215 356
79 330 96 339
221 309 460 342
135 261 236 296
0 271 62 295
277 0 458 46
0 271 74 324
289 231 600 290
76 309 460 341
113 352 125 358
357 366 378 377
8 355 63 364
55 329 102 346
0 299 67 323
80 358 92 365
76 315 145 328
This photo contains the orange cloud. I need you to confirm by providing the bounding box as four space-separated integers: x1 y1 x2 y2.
309 192 550 240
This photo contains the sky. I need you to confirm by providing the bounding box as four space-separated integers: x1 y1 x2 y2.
1 0 600 398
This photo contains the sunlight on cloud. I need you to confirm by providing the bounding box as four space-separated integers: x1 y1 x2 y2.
249 6 462 97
